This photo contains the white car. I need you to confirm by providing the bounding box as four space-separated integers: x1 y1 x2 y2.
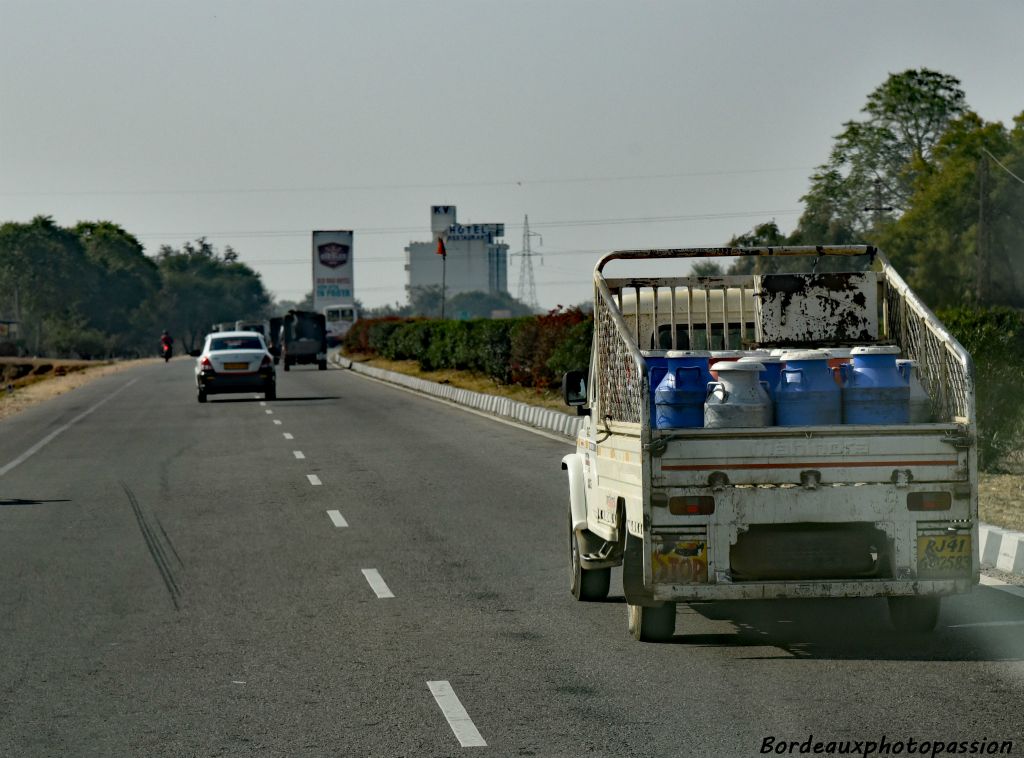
195 330 276 403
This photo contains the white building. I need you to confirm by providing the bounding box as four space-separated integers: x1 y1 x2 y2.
405 205 508 299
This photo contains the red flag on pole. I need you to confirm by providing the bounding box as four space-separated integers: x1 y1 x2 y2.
436 237 447 258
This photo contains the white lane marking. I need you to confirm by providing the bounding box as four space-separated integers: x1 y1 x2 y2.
259 401 266 406
273 419 282 425
427 681 487 748
980 575 1024 599
949 620 1024 629
0 379 139 478
293 450 305 459
361 569 395 599
306 474 322 486
327 510 348 527
265 409 273 415
283 433 294 440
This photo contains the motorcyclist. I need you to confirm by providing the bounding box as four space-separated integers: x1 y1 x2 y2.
160 330 174 361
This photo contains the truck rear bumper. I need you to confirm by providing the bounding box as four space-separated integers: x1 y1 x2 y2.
652 576 976 602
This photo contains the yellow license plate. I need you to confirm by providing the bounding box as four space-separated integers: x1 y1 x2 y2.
917 534 971 576
652 539 708 584
224 362 248 370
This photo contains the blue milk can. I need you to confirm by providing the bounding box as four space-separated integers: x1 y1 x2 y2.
842 346 909 424
738 355 783 401
775 350 841 426
642 350 669 427
654 350 713 429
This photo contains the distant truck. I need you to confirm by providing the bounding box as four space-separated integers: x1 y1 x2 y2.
312 230 357 347
235 319 267 337
278 310 327 371
561 245 977 642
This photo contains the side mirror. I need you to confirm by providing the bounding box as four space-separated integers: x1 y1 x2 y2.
562 369 589 415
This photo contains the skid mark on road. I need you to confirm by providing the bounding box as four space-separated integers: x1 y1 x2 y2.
121 481 183 611
427 681 487 748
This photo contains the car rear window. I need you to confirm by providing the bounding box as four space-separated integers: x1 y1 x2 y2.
211 337 263 351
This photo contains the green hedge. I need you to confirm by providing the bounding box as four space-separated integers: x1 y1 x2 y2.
343 308 592 389
937 306 1024 471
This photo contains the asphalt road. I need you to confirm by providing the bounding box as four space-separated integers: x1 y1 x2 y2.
2 359 1023 757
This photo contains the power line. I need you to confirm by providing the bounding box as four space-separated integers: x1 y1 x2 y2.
982 148 1024 186
0 166 813 198
136 208 801 241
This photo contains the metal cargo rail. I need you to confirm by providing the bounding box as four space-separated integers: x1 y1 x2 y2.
592 246 975 432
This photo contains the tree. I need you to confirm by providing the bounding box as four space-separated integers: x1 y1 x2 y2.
690 261 725 277
793 69 967 243
153 238 271 351
875 111 1024 308
724 221 789 275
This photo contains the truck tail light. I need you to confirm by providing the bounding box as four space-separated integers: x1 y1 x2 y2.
907 492 951 511
669 496 715 516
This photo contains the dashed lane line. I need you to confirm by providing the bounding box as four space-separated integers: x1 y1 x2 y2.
427 681 487 748
306 474 322 486
273 420 282 425
259 401 266 406
293 451 305 459
283 433 294 440
0 379 139 478
265 409 273 415
327 510 348 527
361 569 394 599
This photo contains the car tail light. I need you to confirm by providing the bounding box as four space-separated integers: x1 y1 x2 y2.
907 492 951 511
669 496 715 516
200 356 214 371
260 355 272 368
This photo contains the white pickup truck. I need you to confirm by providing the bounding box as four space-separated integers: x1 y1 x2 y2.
561 246 977 641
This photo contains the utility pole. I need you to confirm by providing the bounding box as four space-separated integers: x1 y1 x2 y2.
976 155 989 304
513 215 542 311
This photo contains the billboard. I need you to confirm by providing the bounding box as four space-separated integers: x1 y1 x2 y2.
312 230 354 309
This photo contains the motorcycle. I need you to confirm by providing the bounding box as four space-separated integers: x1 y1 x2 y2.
161 342 173 362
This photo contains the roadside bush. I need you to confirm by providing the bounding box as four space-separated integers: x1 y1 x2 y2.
547 318 593 378
510 307 589 388
937 306 1024 471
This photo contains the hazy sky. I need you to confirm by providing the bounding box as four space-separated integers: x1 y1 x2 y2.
2 1 1022 310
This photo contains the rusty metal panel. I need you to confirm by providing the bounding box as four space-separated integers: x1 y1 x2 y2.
754 272 878 344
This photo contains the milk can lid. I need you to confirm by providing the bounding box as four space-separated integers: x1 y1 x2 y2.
851 345 901 355
711 350 742 357
665 350 711 358
739 355 782 363
714 360 763 372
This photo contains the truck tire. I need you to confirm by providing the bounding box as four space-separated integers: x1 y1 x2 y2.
627 601 676 642
887 596 940 633
318 359 327 371
283 357 290 372
569 512 610 601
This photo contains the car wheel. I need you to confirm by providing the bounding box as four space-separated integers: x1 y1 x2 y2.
265 384 276 401
283 358 290 372
569 511 610 601
197 388 207 403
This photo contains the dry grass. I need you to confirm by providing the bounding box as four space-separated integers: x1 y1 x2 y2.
350 355 571 413
979 474 1024 532
0 357 162 422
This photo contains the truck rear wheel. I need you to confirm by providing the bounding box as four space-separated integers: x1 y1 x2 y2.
569 513 610 601
318 359 327 371
888 596 940 633
283 357 290 371
627 602 676 642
